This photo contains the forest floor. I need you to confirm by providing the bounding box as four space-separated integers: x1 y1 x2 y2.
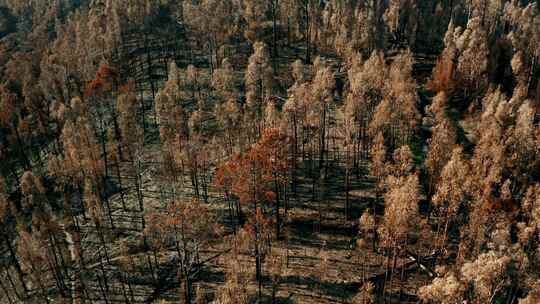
80 152 439 304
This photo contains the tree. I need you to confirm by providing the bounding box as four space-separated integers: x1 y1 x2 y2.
426 91 449 123
504 1 540 91
266 247 286 303
359 209 376 251
461 250 510 303
215 128 289 237
347 51 387 165
83 177 112 268
183 1 240 72
349 1 387 55
60 100 109 225
146 200 221 304
241 0 269 44
244 208 273 302
310 57 335 173
84 63 120 180
0 85 32 170
117 86 145 214
432 146 470 249
440 16 489 95
371 50 419 150
383 0 419 47
370 132 388 192
418 271 465 304
0 178 27 298
390 145 415 178
338 103 356 219
255 128 290 238
520 184 540 252
378 174 420 298
352 281 375 304
212 58 238 101
428 48 456 94
264 100 281 129
425 117 457 199
19 171 52 233
17 230 51 304
283 75 309 195
379 176 420 247
245 41 273 138
215 98 243 156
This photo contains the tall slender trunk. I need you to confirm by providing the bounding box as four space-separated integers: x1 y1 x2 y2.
145 33 156 102
275 179 281 239
2 233 27 294
139 85 147 137
3 266 22 301
291 115 298 196
0 277 13 304
319 104 326 171
13 125 31 170
98 182 115 230
345 160 350 220
271 0 279 59
305 2 311 63
115 156 127 210
96 257 109 304
99 114 109 179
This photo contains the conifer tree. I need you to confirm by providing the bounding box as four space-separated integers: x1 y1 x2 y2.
245 41 273 138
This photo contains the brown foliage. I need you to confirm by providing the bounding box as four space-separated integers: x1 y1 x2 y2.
214 128 289 207
84 63 117 97
428 52 455 93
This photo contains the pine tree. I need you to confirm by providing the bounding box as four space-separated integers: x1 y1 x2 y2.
242 0 269 43
426 117 457 198
418 271 465 304
310 57 335 173
118 86 145 214
152 199 221 304
245 41 273 137
432 146 470 249
17 230 51 304
378 174 420 299
371 50 419 149
461 250 510 303
383 0 419 47
504 1 540 91
0 178 28 298
212 58 237 101
244 208 273 302
183 1 239 71
352 281 375 304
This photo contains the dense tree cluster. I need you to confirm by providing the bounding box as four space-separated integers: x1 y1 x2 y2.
0 0 538 303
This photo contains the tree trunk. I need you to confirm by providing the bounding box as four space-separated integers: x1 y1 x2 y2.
0 277 13 304
2 233 27 294
13 125 31 170
275 179 281 239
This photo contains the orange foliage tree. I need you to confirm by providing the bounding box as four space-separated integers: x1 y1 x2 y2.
215 128 290 237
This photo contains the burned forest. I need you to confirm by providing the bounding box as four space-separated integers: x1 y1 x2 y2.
0 0 539 303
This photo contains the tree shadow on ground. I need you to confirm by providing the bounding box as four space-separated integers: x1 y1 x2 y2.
281 274 360 301
251 293 295 304
195 266 226 285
